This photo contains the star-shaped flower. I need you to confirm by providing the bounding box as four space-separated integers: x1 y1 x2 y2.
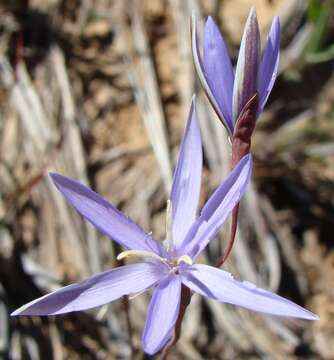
192 8 280 137
12 98 318 355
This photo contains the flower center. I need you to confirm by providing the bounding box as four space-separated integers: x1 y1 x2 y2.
117 250 193 273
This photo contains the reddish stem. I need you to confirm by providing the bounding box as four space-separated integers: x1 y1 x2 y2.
217 94 258 267
216 205 239 267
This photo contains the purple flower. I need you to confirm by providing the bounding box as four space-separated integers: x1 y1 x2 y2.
11 98 318 355
192 8 280 137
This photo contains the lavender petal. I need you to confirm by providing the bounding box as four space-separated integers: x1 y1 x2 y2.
203 16 234 132
170 97 202 247
181 154 252 258
183 264 319 320
11 263 163 316
191 14 233 136
49 173 162 254
142 275 181 355
258 16 280 113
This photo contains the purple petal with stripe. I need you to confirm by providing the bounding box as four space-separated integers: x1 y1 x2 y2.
142 275 181 355
183 264 319 320
170 97 202 247
181 154 252 258
49 173 162 254
203 16 234 131
258 16 280 113
11 263 163 316
232 7 260 122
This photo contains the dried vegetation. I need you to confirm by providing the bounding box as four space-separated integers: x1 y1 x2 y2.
0 0 333 359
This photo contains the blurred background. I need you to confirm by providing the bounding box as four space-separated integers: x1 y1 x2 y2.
0 0 334 359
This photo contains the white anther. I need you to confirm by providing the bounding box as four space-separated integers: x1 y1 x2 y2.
176 255 193 266
117 250 166 263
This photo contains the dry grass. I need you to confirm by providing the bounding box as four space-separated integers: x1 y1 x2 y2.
0 0 333 358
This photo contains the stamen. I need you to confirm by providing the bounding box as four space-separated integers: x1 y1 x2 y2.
176 255 193 266
165 199 173 251
117 250 166 263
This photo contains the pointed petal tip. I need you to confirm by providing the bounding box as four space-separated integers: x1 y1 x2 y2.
204 16 220 35
268 16 280 40
190 95 197 119
234 154 253 176
49 172 65 185
311 314 320 321
191 93 196 104
48 172 76 193
246 6 259 28
10 295 49 317
188 94 198 125
302 311 319 321
241 153 253 184
10 306 36 317
248 6 257 19
272 15 280 28
48 172 58 180
240 153 253 171
245 7 259 32
205 15 215 26
288 308 319 321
